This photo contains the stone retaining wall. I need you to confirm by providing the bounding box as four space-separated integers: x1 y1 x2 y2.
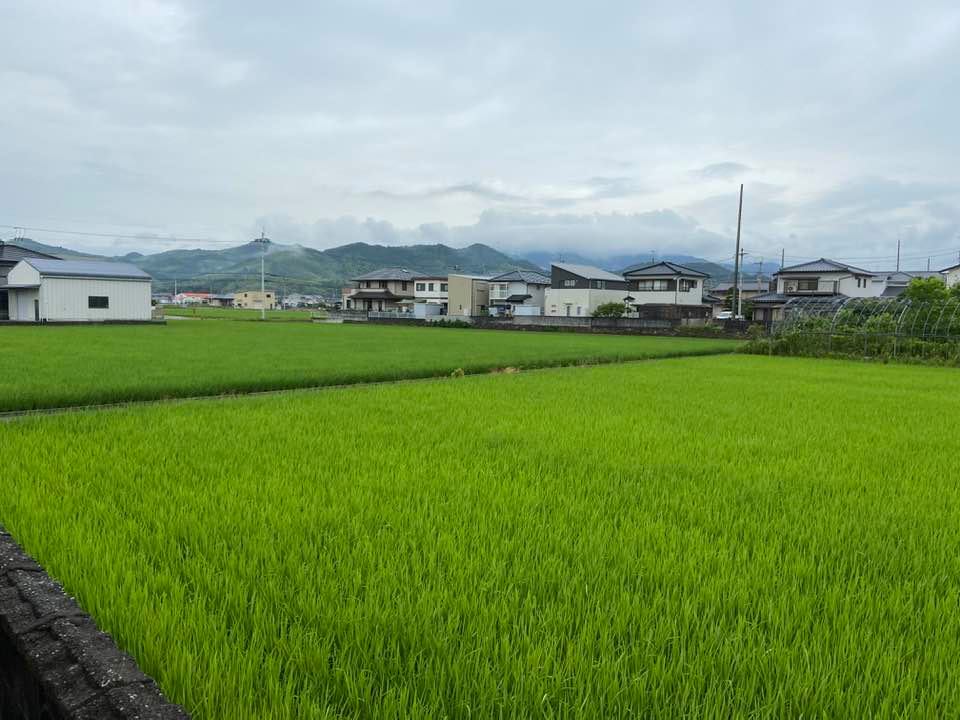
0 529 188 719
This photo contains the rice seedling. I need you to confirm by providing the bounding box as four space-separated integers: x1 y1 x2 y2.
3 355 960 717
0 322 738 411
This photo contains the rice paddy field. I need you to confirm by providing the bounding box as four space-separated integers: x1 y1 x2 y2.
0 322 737 411
161 305 319 322
4 355 960 718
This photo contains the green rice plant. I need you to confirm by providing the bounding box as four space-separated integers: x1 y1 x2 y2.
0 323 738 411
3 355 960 717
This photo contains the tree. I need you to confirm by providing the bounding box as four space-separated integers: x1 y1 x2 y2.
902 277 949 303
593 302 627 318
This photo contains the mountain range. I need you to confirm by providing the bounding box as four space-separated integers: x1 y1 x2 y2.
8 237 739 296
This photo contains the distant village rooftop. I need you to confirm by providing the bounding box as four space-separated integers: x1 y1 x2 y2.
778 258 875 275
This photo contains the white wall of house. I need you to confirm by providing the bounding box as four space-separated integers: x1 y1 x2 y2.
629 279 704 306
776 272 877 297
544 288 627 316
414 278 448 304
489 281 548 311
944 268 960 288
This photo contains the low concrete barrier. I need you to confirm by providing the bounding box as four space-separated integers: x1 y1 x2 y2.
0 529 188 719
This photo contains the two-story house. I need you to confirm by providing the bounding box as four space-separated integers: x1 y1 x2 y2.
544 264 630 317
751 258 878 322
413 276 448 315
488 270 551 316
342 268 419 311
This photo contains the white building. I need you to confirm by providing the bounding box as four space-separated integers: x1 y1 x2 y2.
413 276 448 313
751 258 879 323
488 270 551 316
2 258 152 322
621 262 708 307
544 263 630 317
941 262 960 289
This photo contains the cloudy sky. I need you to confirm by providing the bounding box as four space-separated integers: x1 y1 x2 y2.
2 0 959 268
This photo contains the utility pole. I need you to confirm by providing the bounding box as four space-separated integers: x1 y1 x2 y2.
780 248 785 271
927 257 931 272
253 230 270 320
737 248 746 318
732 184 744 318
896 232 901 272
756 257 763 296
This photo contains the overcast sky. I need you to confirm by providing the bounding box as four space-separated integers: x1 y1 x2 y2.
2 0 959 268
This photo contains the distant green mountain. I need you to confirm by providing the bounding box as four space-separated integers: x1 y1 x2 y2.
6 238 542 296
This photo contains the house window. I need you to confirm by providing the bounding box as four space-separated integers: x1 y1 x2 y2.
402 281 408 291
797 279 819 291
679 279 697 292
440 283 448 292
416 283 426 291
637 279 669 291
428 282 435 292
563 279 576 287
88 296 109 309
378 281 387 289
577 306 582 315
592 280 606 289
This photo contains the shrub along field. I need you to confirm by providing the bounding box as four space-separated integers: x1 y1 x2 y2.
0 322 737 411
4 355 960 718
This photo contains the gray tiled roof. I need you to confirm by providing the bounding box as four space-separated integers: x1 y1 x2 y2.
778 258 875 275
24 258 151 280
710 280 769 293
0 242 60 263
552 263 624 282
621 261 709 278
489 269 551 284
351 267 423 281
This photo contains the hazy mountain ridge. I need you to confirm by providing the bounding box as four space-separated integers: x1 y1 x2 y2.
5 238 543 295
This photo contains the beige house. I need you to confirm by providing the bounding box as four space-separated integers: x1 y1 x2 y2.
447 274 490 318
342 268 418 311
234 290 276 309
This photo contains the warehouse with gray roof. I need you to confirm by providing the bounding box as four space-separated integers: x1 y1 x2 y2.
1 257 152 322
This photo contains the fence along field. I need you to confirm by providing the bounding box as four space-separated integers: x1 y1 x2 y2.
4 355 960 718
0 322 738 411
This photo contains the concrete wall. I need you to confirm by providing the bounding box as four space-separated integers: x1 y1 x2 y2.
0 529 188 719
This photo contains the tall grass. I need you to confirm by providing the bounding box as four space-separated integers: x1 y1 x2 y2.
0 323 738 411
3 355 960 717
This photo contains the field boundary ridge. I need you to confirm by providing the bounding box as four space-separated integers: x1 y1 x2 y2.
0 528 189 719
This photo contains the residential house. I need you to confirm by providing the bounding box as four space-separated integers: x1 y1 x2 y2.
940 262 960 289
704 279 771 318
414 276 448 316
874 270 942 298
0 241 60 320
544 264 629 317
234 290 276 310
207 294 236 307
174 291 211 305
487 269 551 316
751 258 878 323
619 261 712 322
1 258 152 322
447 274 490 318
342 267 419 311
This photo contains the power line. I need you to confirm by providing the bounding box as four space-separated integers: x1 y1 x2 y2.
0 224 236 245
